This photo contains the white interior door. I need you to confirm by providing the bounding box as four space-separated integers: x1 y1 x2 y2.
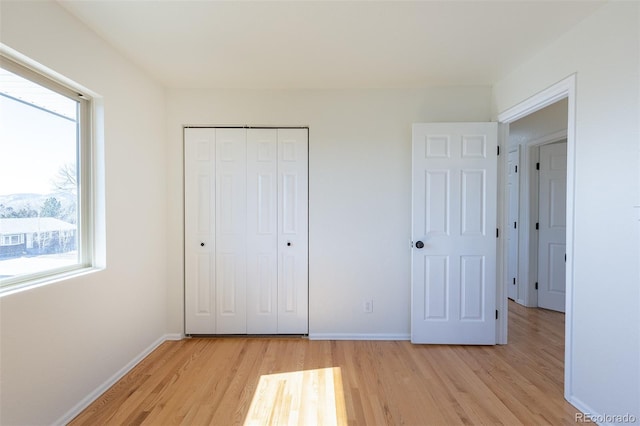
507 148 520 301
411 122 497 344
537 141 567 313
185 127 308 335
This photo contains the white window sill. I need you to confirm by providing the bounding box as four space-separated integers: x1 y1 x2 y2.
0 266 104 298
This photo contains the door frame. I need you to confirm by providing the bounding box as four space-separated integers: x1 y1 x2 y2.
506 145 521 303
496 74 576 402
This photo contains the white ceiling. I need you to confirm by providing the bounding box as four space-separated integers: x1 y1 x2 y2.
58 0 606 89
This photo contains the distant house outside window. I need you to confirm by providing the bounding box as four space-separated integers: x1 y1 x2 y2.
0 52 94 291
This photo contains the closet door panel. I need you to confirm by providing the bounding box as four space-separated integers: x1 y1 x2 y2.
246 129 278 333
215 128 247 334
184 128 216 334
277 128 309 333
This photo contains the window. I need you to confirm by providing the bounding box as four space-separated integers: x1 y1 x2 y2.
0 53 94 292
2 235 24 246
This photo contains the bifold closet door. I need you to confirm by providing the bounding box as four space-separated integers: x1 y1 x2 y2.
184 127 247 334
245 128 309 333
185 127 308 335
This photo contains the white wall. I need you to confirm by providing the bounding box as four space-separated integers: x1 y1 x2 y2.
508 99 568 147
493 1 640 421
166 88 492 337
0 2 168 425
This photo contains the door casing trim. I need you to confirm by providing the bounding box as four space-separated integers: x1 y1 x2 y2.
496 74 576 403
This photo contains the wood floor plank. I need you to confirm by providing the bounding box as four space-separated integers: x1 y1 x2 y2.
70 302 578 425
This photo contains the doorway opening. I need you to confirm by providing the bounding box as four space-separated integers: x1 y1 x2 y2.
497 74 576 402
507 99 568 312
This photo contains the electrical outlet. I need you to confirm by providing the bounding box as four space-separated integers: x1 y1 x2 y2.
363 300 373 313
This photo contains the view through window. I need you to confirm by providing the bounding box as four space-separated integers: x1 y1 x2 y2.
0 58 89 289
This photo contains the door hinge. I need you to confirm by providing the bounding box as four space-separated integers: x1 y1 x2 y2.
535 282 538 290
513 277 516 285
495 310 499 320
514 221 517 229
535 222 539 230
565 253 567 262
536 162 540 170
496 228 499 238
497 146 500 156
515 165 518 173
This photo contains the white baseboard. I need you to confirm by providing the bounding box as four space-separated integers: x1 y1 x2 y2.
54 333 182 426
566 394 635 426
309 333 410 341
165 333 184 341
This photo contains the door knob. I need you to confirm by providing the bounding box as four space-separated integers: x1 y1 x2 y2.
415 241 424 249
200 242 205 247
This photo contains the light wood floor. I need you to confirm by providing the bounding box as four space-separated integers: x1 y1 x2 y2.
70 301 578 425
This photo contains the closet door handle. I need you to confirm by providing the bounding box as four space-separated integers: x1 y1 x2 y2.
200 242 205 247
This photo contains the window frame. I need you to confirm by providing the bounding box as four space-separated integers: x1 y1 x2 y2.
0 53 96 294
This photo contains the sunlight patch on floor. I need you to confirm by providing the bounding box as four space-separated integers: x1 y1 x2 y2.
244 367 347 426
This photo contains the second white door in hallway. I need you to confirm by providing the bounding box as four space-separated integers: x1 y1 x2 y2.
537 141 567 313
